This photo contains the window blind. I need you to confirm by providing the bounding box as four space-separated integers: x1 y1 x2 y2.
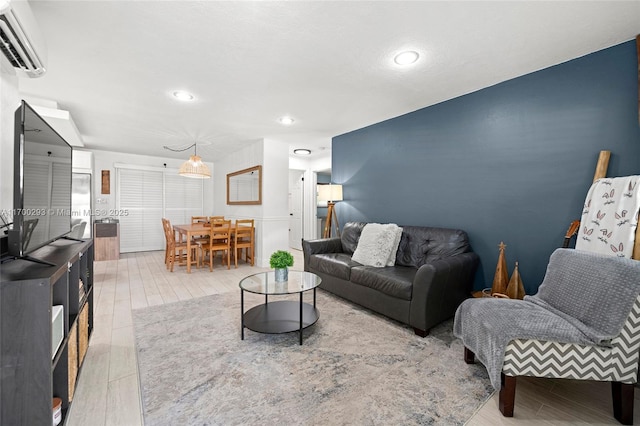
50 162 71 237
23 159 50 244
116 167 203 253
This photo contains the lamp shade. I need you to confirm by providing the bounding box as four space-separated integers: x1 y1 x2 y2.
317 184 343 202
179 154 211 179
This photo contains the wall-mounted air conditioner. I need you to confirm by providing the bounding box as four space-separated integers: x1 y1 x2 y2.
0 0 47 78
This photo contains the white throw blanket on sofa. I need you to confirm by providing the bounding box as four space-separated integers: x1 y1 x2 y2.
351 223 403 267
575 175 640 258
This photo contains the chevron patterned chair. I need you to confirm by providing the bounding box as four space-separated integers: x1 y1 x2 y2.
459 175 640 425
497 295 640 425
459 250 640 425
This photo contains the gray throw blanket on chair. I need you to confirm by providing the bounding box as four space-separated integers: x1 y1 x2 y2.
453 248 640 390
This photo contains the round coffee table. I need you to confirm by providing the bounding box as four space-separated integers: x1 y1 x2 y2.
239 270 321 345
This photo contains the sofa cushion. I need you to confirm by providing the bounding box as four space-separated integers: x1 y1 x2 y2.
309 253 361 281
350 266 415 300
395 226 470 268
340 222 367 255
352 223 403 267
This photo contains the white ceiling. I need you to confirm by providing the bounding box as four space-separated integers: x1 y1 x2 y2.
16 1 640 163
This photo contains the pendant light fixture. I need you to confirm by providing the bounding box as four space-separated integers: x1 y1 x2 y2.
163 143 211 179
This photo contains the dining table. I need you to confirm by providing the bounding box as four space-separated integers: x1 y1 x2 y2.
172 222 251 273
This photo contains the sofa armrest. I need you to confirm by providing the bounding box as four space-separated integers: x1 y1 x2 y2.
302 238 343 269
409 252 479 333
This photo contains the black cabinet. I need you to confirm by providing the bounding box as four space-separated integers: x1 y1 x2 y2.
1 239 94 425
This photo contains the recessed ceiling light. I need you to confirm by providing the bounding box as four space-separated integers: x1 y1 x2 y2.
293 149 311 155
172 90 195 101
279 116 295 125
394 51 419 65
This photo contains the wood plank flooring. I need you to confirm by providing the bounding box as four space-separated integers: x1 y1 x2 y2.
66 250 639 425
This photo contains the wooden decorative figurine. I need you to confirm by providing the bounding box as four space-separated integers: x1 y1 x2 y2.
491 242 509 296
506 261 526 299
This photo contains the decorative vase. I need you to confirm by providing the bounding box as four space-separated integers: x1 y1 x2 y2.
275 267 288 282
506 261 526 299
491 241 509 296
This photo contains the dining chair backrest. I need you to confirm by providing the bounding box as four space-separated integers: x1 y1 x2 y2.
233 219 255 267
191 216 209 230
202 219 232 270
162 217 198 271
209 219 232 239
161 218 169 263
209 215 225 222
235 219 253 241
161 218 175 244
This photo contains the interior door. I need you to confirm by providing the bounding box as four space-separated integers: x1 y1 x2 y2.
289 171 304 250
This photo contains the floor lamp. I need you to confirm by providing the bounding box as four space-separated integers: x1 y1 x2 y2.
318 184 343 238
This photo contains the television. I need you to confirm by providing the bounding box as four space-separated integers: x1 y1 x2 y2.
8 100 73 260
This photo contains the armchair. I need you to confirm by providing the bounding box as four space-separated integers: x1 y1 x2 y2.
455 248 640 424
455 174 640 424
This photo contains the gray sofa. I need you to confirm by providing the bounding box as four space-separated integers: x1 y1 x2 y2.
303 222 479 336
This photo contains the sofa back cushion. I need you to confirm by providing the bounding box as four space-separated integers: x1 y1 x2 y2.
341 222 471 267
395 226 471 268
341 222 367 255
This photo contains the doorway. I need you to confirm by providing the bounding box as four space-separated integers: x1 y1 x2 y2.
288 170 304 250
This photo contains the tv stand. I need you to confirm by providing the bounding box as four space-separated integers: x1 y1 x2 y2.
0 239 94 425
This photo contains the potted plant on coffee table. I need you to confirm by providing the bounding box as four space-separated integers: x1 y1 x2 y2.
270 250 294 282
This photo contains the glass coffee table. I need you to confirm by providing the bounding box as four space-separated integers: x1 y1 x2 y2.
239 270 321 345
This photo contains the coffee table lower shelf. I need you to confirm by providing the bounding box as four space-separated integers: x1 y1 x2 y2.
242 300 319 344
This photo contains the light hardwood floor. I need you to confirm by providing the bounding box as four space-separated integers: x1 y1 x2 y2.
67 249 640 425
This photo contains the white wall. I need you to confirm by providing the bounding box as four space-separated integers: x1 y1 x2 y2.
0 58 19 212
261 138 290 264
213 138 289 267
72 149 93 174
213 140 263 219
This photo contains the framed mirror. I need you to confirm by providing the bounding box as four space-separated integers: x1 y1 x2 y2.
227 165 262 205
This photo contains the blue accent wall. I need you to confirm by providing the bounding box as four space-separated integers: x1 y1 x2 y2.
332 40 640 293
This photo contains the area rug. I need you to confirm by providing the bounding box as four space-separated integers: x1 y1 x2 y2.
133 290 493 425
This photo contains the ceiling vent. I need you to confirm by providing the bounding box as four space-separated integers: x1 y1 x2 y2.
0 1 46 78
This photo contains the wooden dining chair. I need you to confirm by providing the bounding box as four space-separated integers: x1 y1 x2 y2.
190 215 211 245
194 217 227 262
232 219 255 268
200 219 232 271
191 216 208 224
162 218 171 265
162 218 199 272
